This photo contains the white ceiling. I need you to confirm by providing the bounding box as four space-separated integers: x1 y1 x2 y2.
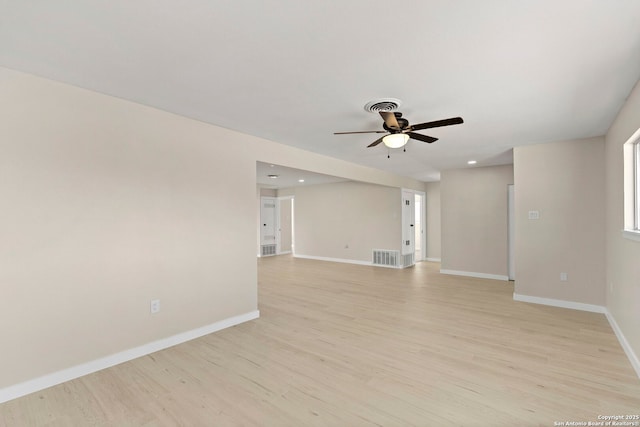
2 1 640 181
257 162 349 189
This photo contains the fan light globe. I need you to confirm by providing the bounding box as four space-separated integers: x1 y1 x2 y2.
383 133 409 148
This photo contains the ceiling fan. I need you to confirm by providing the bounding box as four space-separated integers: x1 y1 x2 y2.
334 112 463 149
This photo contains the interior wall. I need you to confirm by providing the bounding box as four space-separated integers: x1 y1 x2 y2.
0 67 259 389
259 187 277 197
424 181 441 261
276 187 296 198
440 165 514 278
605 78 640 363
0 67 426 392
513 137 605 306
290 181 401 262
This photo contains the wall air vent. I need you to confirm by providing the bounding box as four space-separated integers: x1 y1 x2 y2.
372 249 400 268
403 253 415 268
261 244 276 256
364 98 402 113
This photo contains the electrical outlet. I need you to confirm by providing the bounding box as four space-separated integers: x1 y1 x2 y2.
560 272 568 282
150 299 161 314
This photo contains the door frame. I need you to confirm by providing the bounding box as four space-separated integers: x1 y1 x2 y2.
508 184 515 280
401 189 426 262
259 196 278 257
277 195 294 255
414 192 426 262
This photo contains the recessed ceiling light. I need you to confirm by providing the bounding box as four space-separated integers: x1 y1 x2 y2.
268 174 279 179
467 160 477 165
298 179 305 183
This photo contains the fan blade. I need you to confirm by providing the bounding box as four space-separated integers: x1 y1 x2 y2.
410 117 463 131
367 135 386 147
380 111 400 130
334 130 387 135
407 132 438 144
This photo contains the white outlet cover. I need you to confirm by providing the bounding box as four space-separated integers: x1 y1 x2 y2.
150 299 161 314
528 210 540 220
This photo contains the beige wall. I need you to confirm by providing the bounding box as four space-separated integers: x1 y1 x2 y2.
605 79 640 361
276 187 296 198
513 138 605 306
259 187 277 197
0 68 259 388
441 165 514 278
0 67 425 390
290 181 401 262
424 181 441 260
254 152 426 194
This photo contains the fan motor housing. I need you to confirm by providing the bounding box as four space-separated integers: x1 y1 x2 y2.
383 115 409 132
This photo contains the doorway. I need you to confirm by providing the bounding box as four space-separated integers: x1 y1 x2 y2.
259 196 278 256
259 195 295 257
508 184 515 280
414 193 425 262
401 189 426 266
278 196 294 255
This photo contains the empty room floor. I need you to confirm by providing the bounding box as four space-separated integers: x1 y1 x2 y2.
1 256 639 426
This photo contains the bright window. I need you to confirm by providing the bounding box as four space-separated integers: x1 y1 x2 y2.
623 128 640 241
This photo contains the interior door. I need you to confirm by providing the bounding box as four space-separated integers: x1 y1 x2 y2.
414 193 424 261
278 197 293 254
402 190 415 256
260 196 277 256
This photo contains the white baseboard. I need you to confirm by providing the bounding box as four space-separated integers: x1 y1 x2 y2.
513 293 639 380
425 257 441 262
293 254 407 269
293 254 373 267
604 311 640 379
440 269 509 281
512 293 606 313
277 251 292 255
0 310 260 404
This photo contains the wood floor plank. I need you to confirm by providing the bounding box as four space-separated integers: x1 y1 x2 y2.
1 255 639 426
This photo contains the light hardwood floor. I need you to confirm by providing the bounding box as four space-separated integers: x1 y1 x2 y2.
1 256 639 426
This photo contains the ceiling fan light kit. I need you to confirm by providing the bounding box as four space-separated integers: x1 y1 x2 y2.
382 133 409 148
